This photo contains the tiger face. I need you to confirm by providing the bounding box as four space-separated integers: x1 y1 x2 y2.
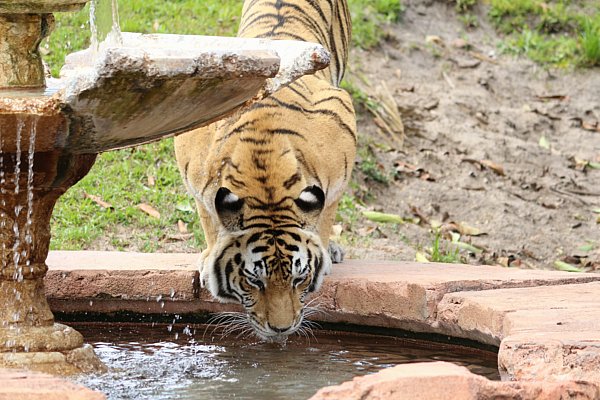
200 185 332 340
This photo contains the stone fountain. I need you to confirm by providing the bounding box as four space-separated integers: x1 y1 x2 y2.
0 0 329 374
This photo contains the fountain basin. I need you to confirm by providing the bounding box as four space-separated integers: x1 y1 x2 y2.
69 322 498 400
42 252 600 399
0 33 329 154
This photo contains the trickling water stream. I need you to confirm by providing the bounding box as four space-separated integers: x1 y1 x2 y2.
0 117 39 322
89 0 122 52
24 117 37 277
11 119 23 282
0 125 5 256
72 323 499 400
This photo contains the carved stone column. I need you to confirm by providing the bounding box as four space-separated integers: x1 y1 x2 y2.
0 139 105 374
0 13 54 88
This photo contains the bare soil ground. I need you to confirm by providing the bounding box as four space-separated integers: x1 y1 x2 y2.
342 0 600 271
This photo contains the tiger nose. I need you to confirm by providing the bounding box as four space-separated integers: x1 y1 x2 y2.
268 323 293 334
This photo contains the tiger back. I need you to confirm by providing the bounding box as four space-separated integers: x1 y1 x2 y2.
174 0 356 340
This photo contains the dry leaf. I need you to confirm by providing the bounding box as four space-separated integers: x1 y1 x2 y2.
532 107 561 120
535 94 568 101
362 211 405 224
582 120 600 132
479 159 505 176
166 233 194 242
425 35 444 46
462 158 505 175
395 161 436 181
568 156 589 171
415 252 430 263
84 193 113 209
410 205 430 226
539 136 550 150
177 220 188 234
496 256 509 268
554 260 584 272
137 203 160 219
467 51 499 65
330 224 343 240
454 241 483 254
147 175 156 187
454 221 485 236
441 221 484 237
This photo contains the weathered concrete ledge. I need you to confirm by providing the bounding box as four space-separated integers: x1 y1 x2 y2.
45 250 600 398
0 368 105 400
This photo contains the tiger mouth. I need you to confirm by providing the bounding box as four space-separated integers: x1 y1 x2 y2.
248 316 302 341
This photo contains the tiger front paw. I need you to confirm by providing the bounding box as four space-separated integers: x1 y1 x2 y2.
197 249 210 288
328 241 345 263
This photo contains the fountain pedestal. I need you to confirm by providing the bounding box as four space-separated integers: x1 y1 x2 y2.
0 147 104 374
0 13 53 88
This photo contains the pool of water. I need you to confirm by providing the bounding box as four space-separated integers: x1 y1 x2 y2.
71 322 499 400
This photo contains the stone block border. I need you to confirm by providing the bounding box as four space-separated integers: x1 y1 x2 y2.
41 251 600 399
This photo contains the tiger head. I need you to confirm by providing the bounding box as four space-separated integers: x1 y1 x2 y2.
200 182 333 341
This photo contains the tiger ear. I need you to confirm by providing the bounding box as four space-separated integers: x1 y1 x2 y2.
295 185 325 213
215 187 244 228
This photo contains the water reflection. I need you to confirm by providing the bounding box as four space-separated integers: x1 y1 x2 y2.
72 322 499 400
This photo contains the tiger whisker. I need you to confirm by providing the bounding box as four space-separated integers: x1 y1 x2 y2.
221 320 249 338
235 325 255 339
296 326 312 345
304 294 324 308
203 311 248 340
299 317 318 343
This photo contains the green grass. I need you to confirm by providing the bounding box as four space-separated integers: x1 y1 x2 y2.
348 0 403 48
455 0 477 12
51 139 204 250
335 192 363 230
501 28 579 67
357 145 390 185
484 0 600 67
580 16 600 66
429 230 462 263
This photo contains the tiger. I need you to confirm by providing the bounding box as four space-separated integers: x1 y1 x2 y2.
174 0 356 341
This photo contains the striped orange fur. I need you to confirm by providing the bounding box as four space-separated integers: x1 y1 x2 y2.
174 0 356 340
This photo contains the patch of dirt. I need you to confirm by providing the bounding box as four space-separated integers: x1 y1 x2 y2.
342 0 600 271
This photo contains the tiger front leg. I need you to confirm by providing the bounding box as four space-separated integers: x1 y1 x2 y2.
319 199 345 264
195 201 219 287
